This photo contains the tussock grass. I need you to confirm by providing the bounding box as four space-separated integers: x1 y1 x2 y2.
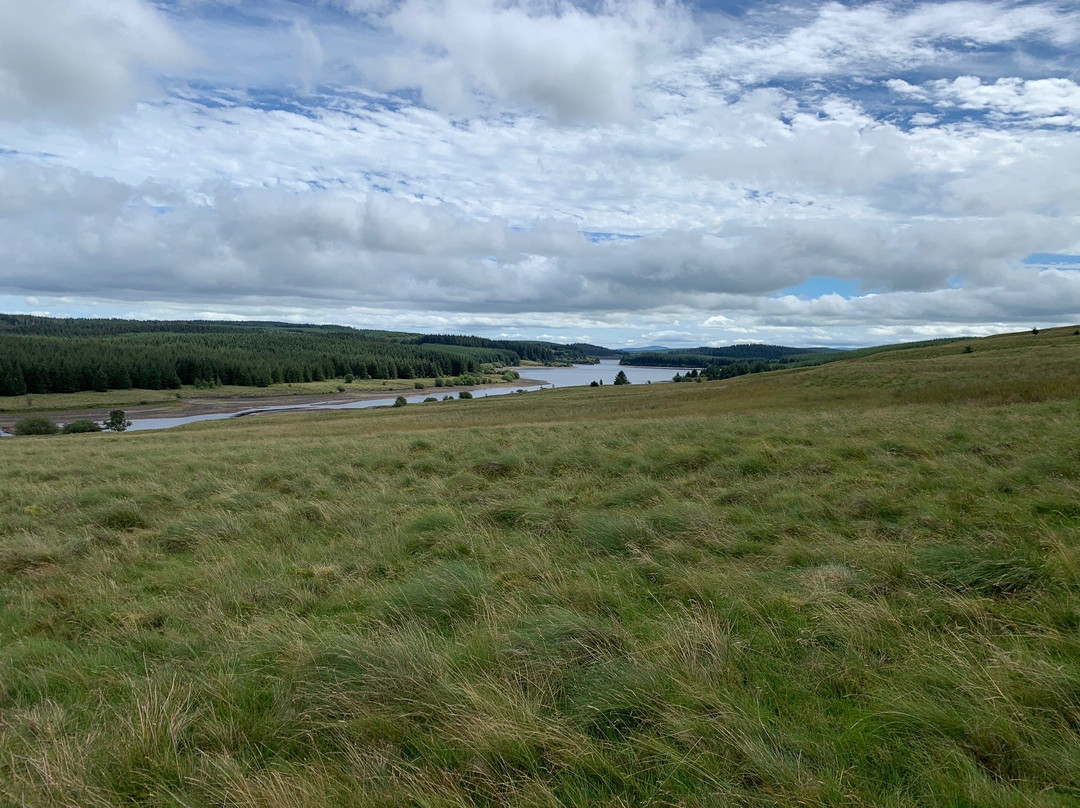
1 327 1079 805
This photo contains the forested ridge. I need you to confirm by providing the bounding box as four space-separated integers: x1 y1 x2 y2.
619 344 840 369
0 316 607 396
414 334 604 363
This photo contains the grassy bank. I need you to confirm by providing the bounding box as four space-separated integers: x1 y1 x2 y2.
0 373 526 415
1 328 1078 806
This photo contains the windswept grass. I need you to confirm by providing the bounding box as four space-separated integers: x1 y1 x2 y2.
1 327 1079 806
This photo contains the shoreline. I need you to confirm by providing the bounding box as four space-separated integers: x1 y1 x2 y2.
0 375 551 431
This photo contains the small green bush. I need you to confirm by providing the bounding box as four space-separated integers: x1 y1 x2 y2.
344 373 354 383
414 382 425 389
393 396 408 407
103 410 131 432
423 396 438 402
14 416 59 435
458 391 473 399
62 420 103 434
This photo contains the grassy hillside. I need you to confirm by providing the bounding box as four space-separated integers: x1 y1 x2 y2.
2 327 1079 807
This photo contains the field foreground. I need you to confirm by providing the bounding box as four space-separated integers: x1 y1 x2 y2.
2 328 1079 806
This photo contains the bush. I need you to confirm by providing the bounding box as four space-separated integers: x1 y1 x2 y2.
442 395 454 401
423 396 438 402
613 370 630 385
414 382 425 389
393 396 408 407
336 385 346 392
344 373 354 383
458 391 473 399
103 410 132 432
62 420 102 434
14 416 59 435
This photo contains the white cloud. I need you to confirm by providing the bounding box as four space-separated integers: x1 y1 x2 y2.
895 76 1080 125
1 0 1080 345
293 19 325 93
0 0 190 126
700 1 1080 82
358 0 692 123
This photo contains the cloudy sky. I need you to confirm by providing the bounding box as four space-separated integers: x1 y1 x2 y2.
1 0 1078 347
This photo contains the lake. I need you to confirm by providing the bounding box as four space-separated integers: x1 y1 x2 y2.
112 360 685 432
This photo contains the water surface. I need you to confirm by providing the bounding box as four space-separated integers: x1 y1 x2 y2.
99 360 684 433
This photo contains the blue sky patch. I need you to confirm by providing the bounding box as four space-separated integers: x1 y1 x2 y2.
778 277 861 299
1024 254 1080 266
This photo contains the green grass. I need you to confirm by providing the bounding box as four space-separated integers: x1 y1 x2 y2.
0 373 525 414
1 326 1079 806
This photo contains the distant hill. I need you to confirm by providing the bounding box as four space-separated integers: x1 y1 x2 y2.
620 343 842 369
0 315 615 396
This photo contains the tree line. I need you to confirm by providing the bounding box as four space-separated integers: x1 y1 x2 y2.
619 344 839 369
0 320 531 396
413 334 605 364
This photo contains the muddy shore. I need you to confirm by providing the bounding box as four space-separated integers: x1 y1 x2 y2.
0 376 549 432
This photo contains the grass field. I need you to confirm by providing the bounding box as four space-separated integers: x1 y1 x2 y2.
1 327 1079 806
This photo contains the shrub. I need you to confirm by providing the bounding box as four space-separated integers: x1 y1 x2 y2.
442 395 453 401
613 370 630 385
62 420 102 434
963 345 974 354
423 396 438 402
458 391 473 399
502 370 519 381
103 410 132 432
414 382 425 389
393 396 408 407
344 373 354 383
336 385 346 392
14 416 58 435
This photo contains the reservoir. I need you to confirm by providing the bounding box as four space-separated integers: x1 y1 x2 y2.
124 360 685 432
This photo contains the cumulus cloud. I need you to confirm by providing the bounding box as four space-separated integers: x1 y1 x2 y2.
0 0 190 126
1 0 1080 345
356 0 692 123
891 76 1080 125
1 160 1076 330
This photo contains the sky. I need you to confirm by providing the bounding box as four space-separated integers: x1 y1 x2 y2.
1 0 1079 348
